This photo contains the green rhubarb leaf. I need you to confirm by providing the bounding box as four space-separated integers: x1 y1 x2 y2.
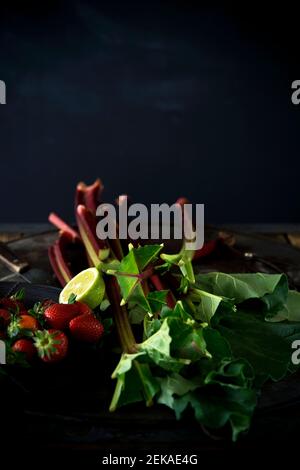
215 308 300 385
134 244 163 271
196 273 287 303
128 303 147 324
147 290 168 313
109 245 163 311
196 272 288 307
143 316 162 339
260 274 288 313
266 290 300 322
161 246 195 291
169 358 256 441
128 283 151 312
167 317 207 362
112 352 145 378
110 353 159 410
157 373 201 409
161 301 194 323
128 291 169 325
112 250 151 311
189 288 227 323
202 327 232 361
114 249 140 303
138 319 189 372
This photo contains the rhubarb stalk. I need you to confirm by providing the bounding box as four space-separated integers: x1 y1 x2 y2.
76 204 110 267
106 276 136 353
48 233 73 286
48 212 79 242
75 179 103 214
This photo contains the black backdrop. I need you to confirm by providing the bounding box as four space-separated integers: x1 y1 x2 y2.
0 1 299 223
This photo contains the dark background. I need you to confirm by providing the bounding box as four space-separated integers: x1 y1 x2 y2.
0 1 299 223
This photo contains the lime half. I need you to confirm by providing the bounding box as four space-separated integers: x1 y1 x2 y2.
59 268 105 309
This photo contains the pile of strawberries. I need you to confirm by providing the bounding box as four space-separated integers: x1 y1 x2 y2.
0 290 104 364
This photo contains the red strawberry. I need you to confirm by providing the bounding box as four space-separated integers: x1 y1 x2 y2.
41 299 56 310
12 339 36 361
18 309 29 316
75 301 92 316
0 297 24 312
34 329 68 363
44 303 80 330
0 309 11 328
8 314 39 338
19 314 39 331
69 314 104 343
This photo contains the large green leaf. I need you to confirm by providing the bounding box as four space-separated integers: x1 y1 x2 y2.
157 373 201 409
159 359 256 442
266 290 300 322
215 309 300 385
110 352 159 410
196 272 288 307
138 319 189 372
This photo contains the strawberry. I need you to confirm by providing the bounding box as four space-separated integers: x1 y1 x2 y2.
69 314 104 343
8 314 39 338
75 301 92 316
44 303 80 330
19 314 39 331
18 310 29 316
0 309 11 328
0 297 24 312
34 329 68 363
12 339 36 361
40 299 56 310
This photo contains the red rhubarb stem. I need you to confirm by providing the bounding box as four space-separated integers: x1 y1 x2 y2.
75 179 103 214
48 212 79 242
106 277 137 353
76 204 110 266
48 234 73 287
48 246 67 286
193 239 218 261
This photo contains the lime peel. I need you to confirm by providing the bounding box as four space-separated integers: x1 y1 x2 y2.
59 267 105 309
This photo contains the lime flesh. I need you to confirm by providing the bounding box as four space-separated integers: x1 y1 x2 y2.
59 268 105 309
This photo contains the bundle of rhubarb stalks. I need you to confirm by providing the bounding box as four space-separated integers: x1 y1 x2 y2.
48 179 216 288
47 179 300 441
48 179 217 354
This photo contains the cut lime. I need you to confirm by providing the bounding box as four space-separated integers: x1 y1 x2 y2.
59 268 105 309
